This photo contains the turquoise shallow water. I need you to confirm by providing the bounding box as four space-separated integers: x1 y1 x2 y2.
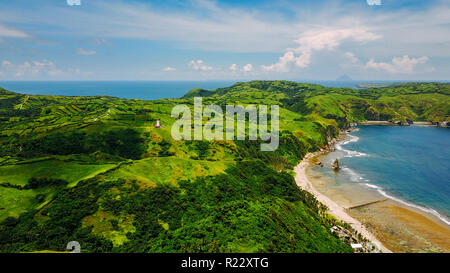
312 126 450 225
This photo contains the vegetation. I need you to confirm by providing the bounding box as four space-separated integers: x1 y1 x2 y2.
0 81 448 253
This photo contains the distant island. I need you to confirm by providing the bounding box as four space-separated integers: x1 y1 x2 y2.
335 74 353 81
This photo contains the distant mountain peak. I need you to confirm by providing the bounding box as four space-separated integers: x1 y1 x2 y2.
336 75 353 81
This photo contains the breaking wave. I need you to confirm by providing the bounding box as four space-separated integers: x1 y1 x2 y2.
335 134 368 157
341 167 365 182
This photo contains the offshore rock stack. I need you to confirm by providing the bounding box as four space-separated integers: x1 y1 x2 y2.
332 158 340 171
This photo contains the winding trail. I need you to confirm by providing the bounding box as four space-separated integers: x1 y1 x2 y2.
19 95 29 110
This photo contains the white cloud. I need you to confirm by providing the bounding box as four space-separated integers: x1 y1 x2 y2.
90 38 112 46
163 66 176 72
13 1 296 53
228 63 254 73
261 51 295 72
0 0 448 80
344 52 359 64
263 27 381 72
0 23 29 38
188 60 212 71
367 0 382 6
241 64 253 72
365 55 429 74
1 59 64 77
67 0 81 6
77 48 97 55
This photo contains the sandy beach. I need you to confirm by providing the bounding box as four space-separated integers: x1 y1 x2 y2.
294 152 392 253
295 129 450 253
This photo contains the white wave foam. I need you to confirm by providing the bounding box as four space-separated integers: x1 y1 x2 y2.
364 183 450 226
334 133 450 226
335 134 368 157
341 167 364 182
340 134 359 145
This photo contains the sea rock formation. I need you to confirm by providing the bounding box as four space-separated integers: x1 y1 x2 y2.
332 159 340 171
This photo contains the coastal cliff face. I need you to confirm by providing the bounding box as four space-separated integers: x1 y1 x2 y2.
0 81 448 253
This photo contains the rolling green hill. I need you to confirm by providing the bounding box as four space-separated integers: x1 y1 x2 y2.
0 81 448 253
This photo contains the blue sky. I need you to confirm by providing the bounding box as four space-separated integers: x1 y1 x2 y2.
0 0 448 81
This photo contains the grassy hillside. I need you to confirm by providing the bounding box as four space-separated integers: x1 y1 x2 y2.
0 81 448 253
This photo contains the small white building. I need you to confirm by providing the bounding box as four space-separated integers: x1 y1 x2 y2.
154 119 161 128
351 243 363 250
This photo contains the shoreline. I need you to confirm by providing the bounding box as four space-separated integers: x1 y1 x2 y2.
293 142 392 253
356 121 448 127
297 128 450 253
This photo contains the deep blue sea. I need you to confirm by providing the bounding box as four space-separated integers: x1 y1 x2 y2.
0 81 237 100
314 126 450 225
0 80 398 100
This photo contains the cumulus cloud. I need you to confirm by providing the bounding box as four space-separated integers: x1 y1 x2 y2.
261 52 295 72
0 0 447 79
188 60 213 71
229 64 238 71
0 23 29 38
1 59 64 77
77 48 97 55
163 66 176 72
228 63 254 73
262 27 381 72
367 0 382 6
241 64 253 72
365 55 429 74
67 0 81 6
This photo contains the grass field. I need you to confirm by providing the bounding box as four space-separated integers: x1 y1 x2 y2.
104 157 231 187
0 159 116 187
0 187 36 221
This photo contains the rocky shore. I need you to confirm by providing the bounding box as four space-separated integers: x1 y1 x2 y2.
357 120 449 127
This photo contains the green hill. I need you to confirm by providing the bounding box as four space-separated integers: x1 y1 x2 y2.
0 81 448 253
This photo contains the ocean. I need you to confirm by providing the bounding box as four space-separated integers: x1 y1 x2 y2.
0 80 399 100
311 126 450 225
0 81 237 100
